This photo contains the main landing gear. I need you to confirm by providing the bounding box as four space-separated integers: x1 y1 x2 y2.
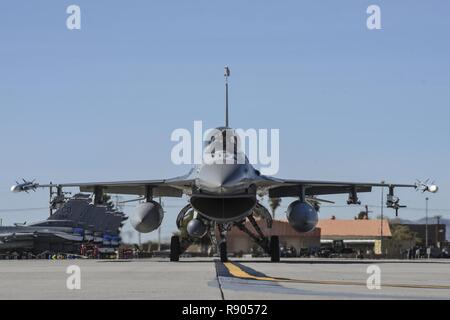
170 230 280 263
169 205 280 263
217 232 280 263
220 215 281 263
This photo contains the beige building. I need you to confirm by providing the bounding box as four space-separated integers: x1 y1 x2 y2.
317 218 392 255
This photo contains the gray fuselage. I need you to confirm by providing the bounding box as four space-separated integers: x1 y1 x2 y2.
189 128 261 222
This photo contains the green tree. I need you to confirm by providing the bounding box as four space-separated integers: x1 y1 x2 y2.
355 211 369 220
390 223 421 243
354 206 370 220
386 222 421 257
372 217 420 256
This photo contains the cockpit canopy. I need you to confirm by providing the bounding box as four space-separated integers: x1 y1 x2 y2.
204 127 247 164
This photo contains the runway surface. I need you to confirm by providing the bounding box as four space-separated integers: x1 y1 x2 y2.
0 258 449 300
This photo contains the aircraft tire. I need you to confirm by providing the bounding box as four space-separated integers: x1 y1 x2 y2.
270 235 280 262
219 242 228 262
170 236 180 262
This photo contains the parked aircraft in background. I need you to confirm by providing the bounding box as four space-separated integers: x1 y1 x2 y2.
1 194 126 258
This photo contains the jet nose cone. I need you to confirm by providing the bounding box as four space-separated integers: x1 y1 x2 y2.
198 164 246 190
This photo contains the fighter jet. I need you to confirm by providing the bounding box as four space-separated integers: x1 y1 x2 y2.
0 194 127 257
11 67 438 262
0 221 84 256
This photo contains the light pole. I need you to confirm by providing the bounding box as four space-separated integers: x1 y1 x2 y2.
158 197 163 252
435 215 442 246
425 197 429 248
380 180 385 256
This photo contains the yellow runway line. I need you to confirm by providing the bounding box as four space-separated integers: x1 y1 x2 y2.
222 261 450 290
223 262 277 281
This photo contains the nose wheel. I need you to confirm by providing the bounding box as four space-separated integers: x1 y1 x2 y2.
217 223 231 262
170 235 181 262
219 241 228 262
270 235 280 262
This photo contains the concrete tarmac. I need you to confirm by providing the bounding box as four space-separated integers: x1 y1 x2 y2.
0 258 449 300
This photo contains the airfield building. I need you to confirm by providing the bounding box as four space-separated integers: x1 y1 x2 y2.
317 218 392 255
223 218 392 257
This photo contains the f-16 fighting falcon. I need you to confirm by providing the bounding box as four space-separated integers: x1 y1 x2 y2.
11 67 438 262
0 193 126 257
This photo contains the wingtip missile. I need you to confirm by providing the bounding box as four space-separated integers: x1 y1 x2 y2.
10 179 39 193
415 180 439 194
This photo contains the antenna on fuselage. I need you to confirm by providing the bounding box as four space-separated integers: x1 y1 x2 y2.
224 66 230 127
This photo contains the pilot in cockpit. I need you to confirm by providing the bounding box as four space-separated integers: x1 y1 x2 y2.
203 127 246 164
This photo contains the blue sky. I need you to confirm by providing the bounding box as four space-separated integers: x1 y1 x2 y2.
0 1 449 242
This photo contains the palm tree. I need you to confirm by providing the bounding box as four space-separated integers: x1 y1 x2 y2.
269 197 282 220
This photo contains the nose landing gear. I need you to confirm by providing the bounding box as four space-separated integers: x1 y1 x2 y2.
219 241 228 262
269 235 280 262
218 223 231 262
170 236 181 262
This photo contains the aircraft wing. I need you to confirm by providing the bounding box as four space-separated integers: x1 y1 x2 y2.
74 180 187 197
258 177 435 198
11 177 195 197
0 232 37 241
50 232 84 242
